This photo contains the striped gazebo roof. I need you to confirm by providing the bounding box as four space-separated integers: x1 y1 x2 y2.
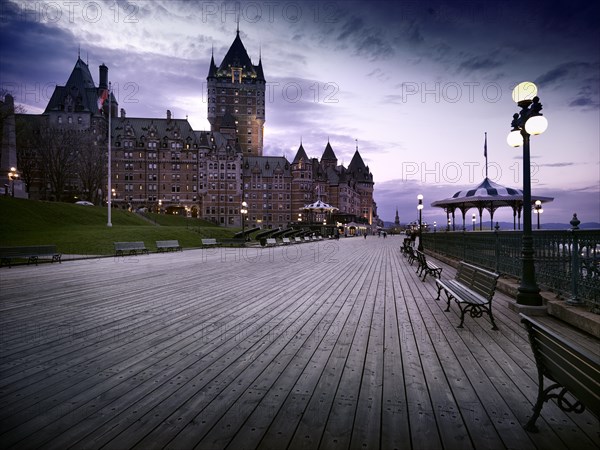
431 177 554 230
432 177 553 208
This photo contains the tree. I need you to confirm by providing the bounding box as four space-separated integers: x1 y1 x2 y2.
76 132 107 204
35 125 80 202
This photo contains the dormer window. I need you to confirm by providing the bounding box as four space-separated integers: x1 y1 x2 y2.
232 68 242 83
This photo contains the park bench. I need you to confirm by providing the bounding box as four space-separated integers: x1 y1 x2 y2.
156 240 182 252
114 242 149 256
282 237 291 245
520 313 600 432
294 237 303 244
400 238 413 255
415 250 442 281
201 238 218 247
435 261 500 330
304 236 313 242
0 245 62 268
404 245 417 265
266 238 278 247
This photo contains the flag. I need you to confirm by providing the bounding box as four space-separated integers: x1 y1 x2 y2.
484 132 487 158
97 88 108 111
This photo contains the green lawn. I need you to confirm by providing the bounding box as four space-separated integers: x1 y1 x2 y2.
0 197 237 255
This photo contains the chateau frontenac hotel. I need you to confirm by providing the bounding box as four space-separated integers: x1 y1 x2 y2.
10 30 377 230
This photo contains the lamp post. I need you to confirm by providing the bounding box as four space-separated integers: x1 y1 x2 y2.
241 201 248 238
433 221 437 233
8 167 18 197
417 194 423 251
507 81 548 306
534 200 543 230
472 213 476 231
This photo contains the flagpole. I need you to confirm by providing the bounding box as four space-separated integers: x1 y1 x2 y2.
107 81 112 227
484 131 488 178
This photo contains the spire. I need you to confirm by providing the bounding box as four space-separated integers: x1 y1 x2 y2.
78 44 80 59
322 140 337 162
293 142 309 164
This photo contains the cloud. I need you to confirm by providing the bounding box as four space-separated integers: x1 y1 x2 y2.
458 55 503 73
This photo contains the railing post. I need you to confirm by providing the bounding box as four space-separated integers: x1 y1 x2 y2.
567 213 582 306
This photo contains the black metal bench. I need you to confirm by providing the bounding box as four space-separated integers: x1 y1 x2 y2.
155 240 182 252
520 313 600 432
114 242 149 256
404 245 417 265
0 245 62 268
435 261 500 330
415 250 442 281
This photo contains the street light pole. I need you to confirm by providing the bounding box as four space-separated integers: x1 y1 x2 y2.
417 194 423 251
472 213 476 231
507 81 548 306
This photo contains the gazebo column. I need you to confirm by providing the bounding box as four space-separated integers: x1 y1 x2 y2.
478 206 484 231
513 206 517 230
460 207 466 231
452 210 456 231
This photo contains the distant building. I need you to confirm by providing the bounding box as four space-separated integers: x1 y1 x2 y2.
12 30 376 228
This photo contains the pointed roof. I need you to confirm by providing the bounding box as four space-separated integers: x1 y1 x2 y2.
292 143 309 164
219 31 253 71
348 149 366 172
255 58 265 81
207 53 218 78
321 141 337 161
44 57 106 114
65 57 96 90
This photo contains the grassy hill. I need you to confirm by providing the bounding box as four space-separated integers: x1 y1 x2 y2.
0 197 236 255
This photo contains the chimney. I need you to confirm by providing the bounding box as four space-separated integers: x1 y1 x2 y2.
99 64 108 90
120 108 126 118
167 110 172 122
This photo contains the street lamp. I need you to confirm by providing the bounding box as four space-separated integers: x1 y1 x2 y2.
534 200 543 230
433 221 437 233
158 199 162 214
507 81 548 306
8 167 18 197
417 194 423 251
241 201 248 238
472 213 476 231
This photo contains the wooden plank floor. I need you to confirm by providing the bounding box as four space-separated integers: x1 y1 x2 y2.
0 237 598 450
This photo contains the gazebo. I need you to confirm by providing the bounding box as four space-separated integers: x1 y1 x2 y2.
431 177 554 230
301 199 339 224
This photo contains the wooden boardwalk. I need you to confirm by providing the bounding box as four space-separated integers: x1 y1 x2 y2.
0 237 598 450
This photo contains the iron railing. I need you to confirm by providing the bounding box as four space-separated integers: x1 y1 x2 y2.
423 229 600 312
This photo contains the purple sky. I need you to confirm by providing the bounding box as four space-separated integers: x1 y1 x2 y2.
1 0 598 225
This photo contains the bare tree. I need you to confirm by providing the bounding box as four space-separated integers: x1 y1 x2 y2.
14 115 41 194
76 132 107 204
35 125 80 202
